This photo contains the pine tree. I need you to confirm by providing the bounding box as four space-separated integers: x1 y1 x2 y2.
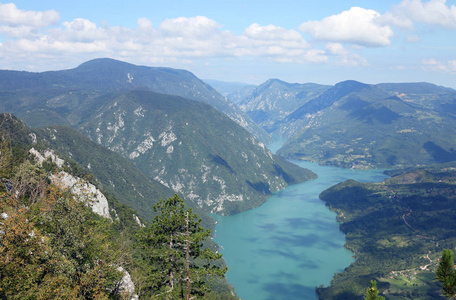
139 194 226 299
436 249 456 299
364 280 385 300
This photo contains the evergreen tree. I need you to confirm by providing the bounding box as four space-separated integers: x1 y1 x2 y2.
139 194 226 299
436 249 456 299
364 280 385 300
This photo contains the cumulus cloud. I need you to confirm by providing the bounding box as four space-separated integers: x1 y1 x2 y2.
299 7 394 47
159 16 221 38
0 3 59 38
234 23 312 60
243 23 306 42
0 3 59 27
386 0 456 29
0 8 323 69
302 49 328 63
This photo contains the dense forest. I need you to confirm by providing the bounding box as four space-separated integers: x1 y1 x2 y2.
316 165 456 299
0 114 237 299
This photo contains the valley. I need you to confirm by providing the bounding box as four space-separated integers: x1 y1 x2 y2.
316 163 456 299
1 58 456 299
213 156 388 300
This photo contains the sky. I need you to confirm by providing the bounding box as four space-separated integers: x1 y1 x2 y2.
0 0 456 88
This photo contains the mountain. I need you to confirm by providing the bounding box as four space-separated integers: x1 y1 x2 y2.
34 125 183 221
203 79 257 103
78 90 316 215
0 112 172 228
0 59 315 216
0 58 271 143
0 112 218 229
0 113 237 299
276 80 456 169
376 82 456 120
237 79 330 132
0 113 182 222
316 162 456 299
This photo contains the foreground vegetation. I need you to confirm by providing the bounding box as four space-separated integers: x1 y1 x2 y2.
0 117 236 299
436 249 456 299
316 164 456 299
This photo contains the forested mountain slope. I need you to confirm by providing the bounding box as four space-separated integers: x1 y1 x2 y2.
0 58 270 143
0 113 237 299
317 162 456 299
35 125 182 222
276 80 456 169
79 90 315 215
0 113 178 222
238 79 329 132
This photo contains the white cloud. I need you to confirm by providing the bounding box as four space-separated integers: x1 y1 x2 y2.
325 43 368 66
326 43 348 56
299 7 394 47
0 3 59 27
0 24 38 38
137 18 153 30
0 9 321 69
0 5 386 71
235 23 311 60
422 58 456 72
159 16 221 38
0 3 59 38
378 11 415 30
387 0 456 29
243 23 306 42
302 49 328 63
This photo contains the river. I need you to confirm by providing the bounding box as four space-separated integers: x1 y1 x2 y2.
212 140 388 300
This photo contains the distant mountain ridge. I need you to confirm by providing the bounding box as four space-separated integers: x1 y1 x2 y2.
275 80 456 168
228 77 456 168
0 59 316 216
0 58 271 143
203 79 256 103
237 79 330 132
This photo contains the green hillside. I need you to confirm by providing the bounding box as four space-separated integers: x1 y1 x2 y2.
277 81 456 169
316 164 456 299
0 58 271 143
35 125 181 222
0 113 237 299
79 90 316 215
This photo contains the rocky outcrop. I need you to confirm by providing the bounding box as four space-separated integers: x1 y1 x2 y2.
50 171 112 220
117 267 139 300
30 148 112 220
29 147 65 168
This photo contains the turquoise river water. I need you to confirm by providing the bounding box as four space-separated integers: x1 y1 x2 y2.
212 140 388 300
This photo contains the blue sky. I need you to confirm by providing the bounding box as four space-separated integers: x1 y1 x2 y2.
1 0 455 88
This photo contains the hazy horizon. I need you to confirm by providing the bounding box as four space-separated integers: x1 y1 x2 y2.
1 1 455 88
